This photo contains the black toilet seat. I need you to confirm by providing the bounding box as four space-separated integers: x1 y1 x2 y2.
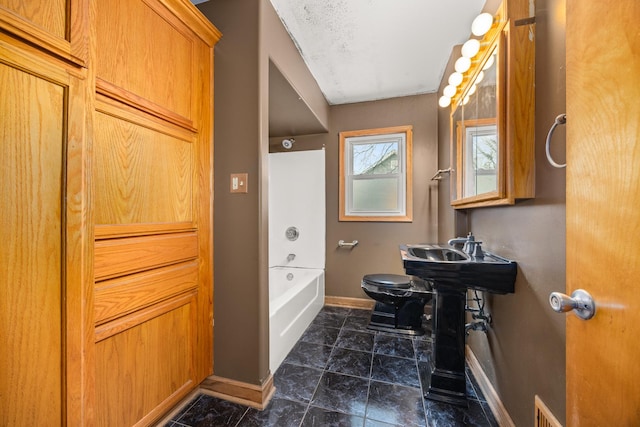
362 274 412 289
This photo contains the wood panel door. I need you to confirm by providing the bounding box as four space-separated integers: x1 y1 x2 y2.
0 34 91 426
91 0 219 425
565 1 640 424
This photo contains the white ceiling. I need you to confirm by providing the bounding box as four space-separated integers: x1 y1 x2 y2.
269 0 487 105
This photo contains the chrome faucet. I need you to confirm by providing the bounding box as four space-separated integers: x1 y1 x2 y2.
287 253 296 262
448 232 483 256
447 233 472 248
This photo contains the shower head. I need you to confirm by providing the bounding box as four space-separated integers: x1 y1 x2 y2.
282 138 295 149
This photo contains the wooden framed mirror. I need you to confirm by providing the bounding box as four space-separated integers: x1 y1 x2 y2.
447 0 535 209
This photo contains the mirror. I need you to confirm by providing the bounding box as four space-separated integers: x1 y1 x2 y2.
447 0 535 209
454 46 500 200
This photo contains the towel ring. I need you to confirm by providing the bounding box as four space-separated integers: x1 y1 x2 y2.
546 114 567 168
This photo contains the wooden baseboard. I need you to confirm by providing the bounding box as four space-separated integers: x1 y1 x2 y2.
466 345 515 427
199 374 275 410
325 295 374 310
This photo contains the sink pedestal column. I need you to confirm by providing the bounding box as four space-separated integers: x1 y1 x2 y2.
423 285 468 406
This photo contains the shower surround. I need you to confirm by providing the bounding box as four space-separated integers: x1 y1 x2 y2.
268 149 326 373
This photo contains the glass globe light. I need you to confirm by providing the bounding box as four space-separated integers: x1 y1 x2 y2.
467 84 477 96
448 72 463 87
471 13 493 37
438 96 451 108
475 70 485 84
455 57 471 73
483 54 495 70
443 85 457 98
462 95 470 105
461 39 481 58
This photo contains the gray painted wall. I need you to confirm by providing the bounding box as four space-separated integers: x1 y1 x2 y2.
326 96 439 298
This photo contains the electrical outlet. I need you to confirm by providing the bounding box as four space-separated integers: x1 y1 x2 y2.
230 173 248 193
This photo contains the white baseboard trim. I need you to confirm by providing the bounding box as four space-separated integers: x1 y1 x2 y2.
466 345 515 427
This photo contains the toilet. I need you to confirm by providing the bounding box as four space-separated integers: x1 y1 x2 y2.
361 273 433 335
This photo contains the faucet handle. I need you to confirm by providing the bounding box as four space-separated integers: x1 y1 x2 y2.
472 243 484 258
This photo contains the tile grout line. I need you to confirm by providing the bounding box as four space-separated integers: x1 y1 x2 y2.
297 310 346 426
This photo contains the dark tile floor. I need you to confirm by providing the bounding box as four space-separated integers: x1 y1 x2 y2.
162 306 497 427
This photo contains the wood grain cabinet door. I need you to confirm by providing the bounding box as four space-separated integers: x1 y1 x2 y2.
0 36 91 426
91 0 219 425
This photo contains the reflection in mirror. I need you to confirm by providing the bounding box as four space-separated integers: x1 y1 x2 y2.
464 120 497 197
461 47 500 197
455 47 500 199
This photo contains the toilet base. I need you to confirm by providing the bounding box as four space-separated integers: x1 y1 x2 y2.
367 301 426 336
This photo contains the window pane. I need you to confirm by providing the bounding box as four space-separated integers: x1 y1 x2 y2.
352 141 399 175
352 177 399 212
464 124 498 197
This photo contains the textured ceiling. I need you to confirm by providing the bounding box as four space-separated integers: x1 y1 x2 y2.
269 0 486 105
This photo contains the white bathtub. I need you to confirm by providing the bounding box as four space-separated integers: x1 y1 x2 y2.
269 267 324 374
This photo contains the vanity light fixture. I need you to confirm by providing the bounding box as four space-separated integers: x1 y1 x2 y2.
439 10 496 108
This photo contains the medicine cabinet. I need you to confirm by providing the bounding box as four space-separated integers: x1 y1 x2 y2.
447 0 535 209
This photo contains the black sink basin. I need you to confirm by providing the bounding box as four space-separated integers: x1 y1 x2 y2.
400 244 517 294
406 247 468 262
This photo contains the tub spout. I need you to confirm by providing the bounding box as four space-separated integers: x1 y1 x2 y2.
287 253 296 262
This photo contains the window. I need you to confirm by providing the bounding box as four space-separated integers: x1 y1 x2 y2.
339 126 412 222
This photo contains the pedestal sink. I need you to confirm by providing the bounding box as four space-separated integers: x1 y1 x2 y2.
399 243 517 406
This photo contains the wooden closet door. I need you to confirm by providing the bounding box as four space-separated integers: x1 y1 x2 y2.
91 0 219 425
0 35 91 426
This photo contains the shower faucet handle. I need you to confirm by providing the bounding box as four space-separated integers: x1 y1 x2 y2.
285 226 299 241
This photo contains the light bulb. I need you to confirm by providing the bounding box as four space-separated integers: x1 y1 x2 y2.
462 96 470 105
455 57 471 73
461 39 481 58
438 96 451 108
483 54 495 70
443 85 457 97
467 84 477 96
475 70 485 84
471 13 493 37
448 72 463 87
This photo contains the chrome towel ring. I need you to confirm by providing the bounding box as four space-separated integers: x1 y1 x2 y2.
546 113 567 168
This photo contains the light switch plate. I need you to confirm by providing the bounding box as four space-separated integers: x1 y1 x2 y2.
230 173 248 193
